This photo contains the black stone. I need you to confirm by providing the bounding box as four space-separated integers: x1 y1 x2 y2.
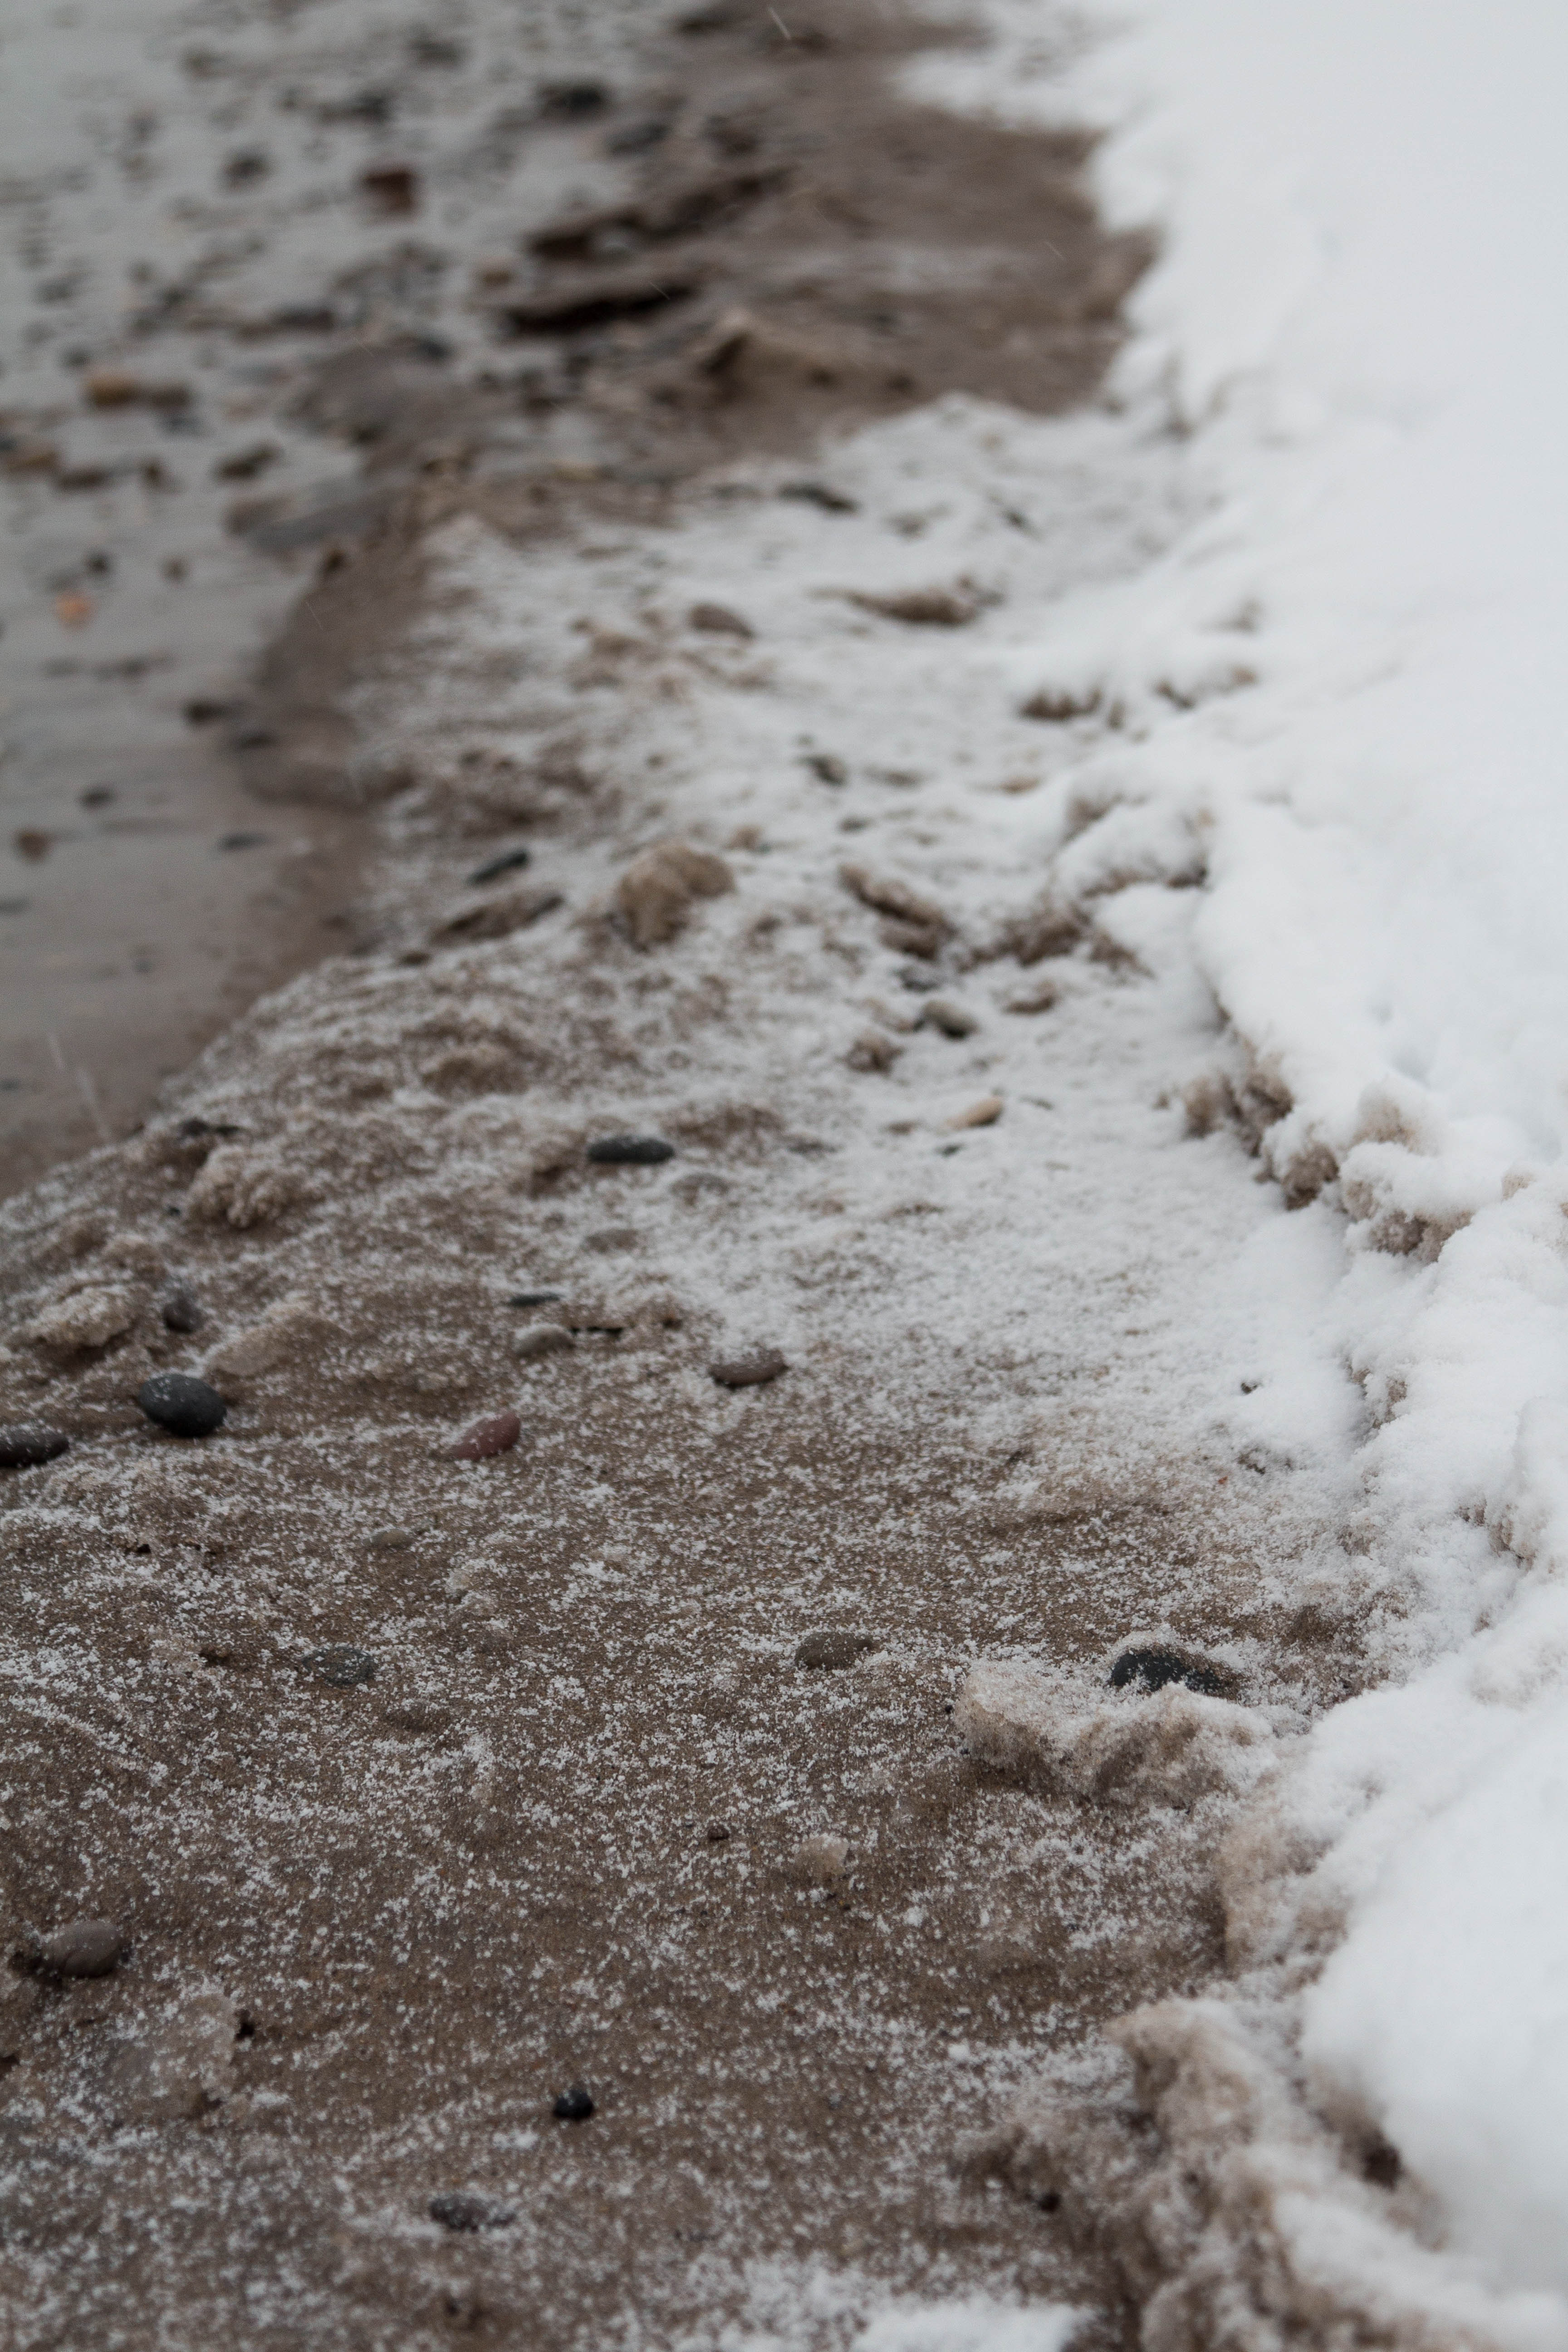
552 2082 595 2122
429 2193 516 2232
779 480 858 514
1109 1646 1234 1700
303 1646 378 1689
158 1285 203 1334
538 79 608 118
136 1373 226 1439
587 1135 675 1166
0 1424 69 1470
468 847 531 886
507 1290 563 1308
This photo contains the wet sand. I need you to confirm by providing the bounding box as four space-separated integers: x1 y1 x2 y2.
0 5 1350 2347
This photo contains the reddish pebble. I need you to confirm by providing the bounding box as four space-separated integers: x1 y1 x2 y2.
446 1409 522 1461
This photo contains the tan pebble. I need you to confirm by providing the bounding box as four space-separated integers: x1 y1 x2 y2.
25 1286 137 1352
511 1323 575 1362
847 584 981 628
846 1030 901 1074
788 1834 850 1886
920 1000 977 1039
617 840 734 949
946 1095 1004 1131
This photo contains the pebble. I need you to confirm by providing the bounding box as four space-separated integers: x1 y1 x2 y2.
795 1630 876 1671
709 1348 788 1389
361 162 420 215
446 1408 522 1461
429 2193 516 2232
507 1289 563 1308
367 1527 416 1552
945 1095 1004 1131
158 1284 204 1334
468 847 531 886
779 480 858 514
688 601 755 638
1109 1646 1236 1700
584 1227 639 1254
617 841 734 949
788 1834 850 1887
846 1031 901 1074
136 1373 227 1439
31 1918 127 1979
587 1135 675 1166
512 1323 575 1362
921 1000 977 1039
303 1646 379 1689
705 1821 732 1843
0 1424 69 1470
553 2082 595 2122
849 584 981 628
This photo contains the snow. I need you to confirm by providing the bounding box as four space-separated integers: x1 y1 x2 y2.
907 0 1568 2323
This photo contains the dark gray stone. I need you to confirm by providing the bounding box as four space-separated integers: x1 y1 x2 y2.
552 2082 595 2122
429 2193 516 2232
158 1285 203 1334
136 1374 226 1439
587 1135 675 1166
0 1425 69 1470
1108 1646 1236 1700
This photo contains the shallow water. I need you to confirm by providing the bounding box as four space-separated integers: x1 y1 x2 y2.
0 0 638 1191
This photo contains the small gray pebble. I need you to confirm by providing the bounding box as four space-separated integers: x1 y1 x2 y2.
158 1285 204 1333
31 1919 128 1979
710 1348 788 1390
795 1630 877 1671
920 1000 977 1039
303 1645 378 1689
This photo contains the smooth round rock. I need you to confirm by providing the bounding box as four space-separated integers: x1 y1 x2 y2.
1108 1646 1235 1700
35 1919 127 1980
552 2083 595 2122
429 2193 516 2232
511 1323 574 1363
586 1135 675 1166
795 1630 876 1672
136 1373 226 1439
0 1424 69 1470
303 1646 378 1689
710 1348 788 1390
446 1409 522 1461
158 1285 204 1334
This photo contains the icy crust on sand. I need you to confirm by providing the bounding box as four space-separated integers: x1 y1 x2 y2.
909 0 1568 2332
0 401 1351 2344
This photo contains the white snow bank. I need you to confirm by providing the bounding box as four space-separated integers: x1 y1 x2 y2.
912 0 1568 2317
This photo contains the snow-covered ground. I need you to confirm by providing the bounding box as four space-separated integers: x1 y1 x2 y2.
909 0 1568 2332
